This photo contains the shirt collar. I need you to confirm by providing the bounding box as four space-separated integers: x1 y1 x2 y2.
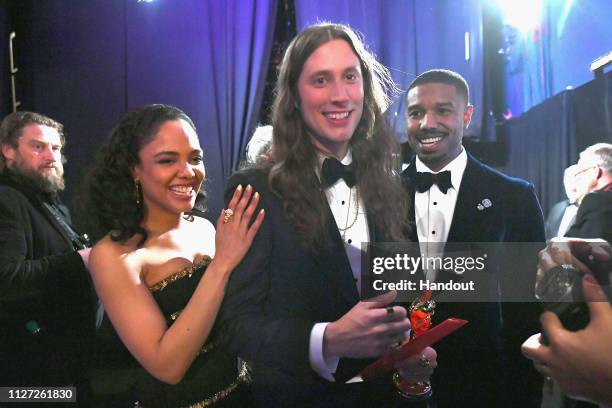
415 147 467 191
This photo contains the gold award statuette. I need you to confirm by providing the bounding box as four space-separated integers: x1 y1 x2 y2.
394 290 435 400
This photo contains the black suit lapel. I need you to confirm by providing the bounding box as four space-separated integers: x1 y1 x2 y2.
447 154 487 243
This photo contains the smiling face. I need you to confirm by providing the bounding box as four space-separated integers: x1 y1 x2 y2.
2 123 65 192
133 119 204 217
406 82 473 171
297 39 364 159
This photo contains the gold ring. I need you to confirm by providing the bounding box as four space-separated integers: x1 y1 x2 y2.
386 306 394 317
223 209 234 224
389 333 404 351
419 354 431 368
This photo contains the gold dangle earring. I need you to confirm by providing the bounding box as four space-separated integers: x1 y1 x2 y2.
134 179 141 205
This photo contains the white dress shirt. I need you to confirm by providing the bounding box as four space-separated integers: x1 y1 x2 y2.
309 150 369 381
414 148 467 280
557 204 578 237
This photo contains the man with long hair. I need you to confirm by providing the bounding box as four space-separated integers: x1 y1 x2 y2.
217 23 436 407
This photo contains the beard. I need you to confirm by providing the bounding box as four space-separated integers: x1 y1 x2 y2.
11 155 65 193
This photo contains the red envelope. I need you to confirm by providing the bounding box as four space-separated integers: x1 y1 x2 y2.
360 318 468 381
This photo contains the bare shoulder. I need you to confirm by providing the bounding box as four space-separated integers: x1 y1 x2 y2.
91 234 136 261
90 234 143 280
181 214 216 257
181 214 215 237
194 214 215 235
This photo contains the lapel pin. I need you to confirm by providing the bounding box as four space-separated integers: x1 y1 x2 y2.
477 199 493 211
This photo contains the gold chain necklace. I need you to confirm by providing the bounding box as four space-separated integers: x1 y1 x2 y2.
338 188 360 240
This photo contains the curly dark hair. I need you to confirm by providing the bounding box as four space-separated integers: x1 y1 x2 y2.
266 23 410 252
84 104 206 246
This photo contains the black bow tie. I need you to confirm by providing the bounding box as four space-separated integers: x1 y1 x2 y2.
414 171 452 194
321 157 356 188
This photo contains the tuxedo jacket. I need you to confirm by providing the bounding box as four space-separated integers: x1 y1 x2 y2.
565 190 612 242
546 199 571 240
217 169 407 408
0 171 95 393
401 153 545 407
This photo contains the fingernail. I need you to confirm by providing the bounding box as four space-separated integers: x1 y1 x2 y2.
260 209 265 215
246 184 252 191
254 192 259 199
237 184 243 191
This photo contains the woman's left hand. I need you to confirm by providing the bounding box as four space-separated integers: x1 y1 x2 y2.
213 184 265 275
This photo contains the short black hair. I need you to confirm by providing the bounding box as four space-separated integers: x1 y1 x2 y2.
407 69 470 105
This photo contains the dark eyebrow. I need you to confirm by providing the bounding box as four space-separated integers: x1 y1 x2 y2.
307 65 360 78
28 139 62 147
407 101 455 110
153 149 202 158
407 103 422 111
307 69 331 78
153 151 179 158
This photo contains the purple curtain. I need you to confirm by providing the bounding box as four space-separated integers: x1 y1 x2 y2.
500 72 612 215
126 0 277 215
294 0 484 141
500 0 612 118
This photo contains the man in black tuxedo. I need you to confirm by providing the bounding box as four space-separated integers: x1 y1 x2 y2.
0 112 94 399
401 69 546 407
217 24 436 407
565 143 612 242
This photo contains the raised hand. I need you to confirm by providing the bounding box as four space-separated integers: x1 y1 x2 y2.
213 184 265 274
536 238 610 287
522 275 612 405
323 291 412 360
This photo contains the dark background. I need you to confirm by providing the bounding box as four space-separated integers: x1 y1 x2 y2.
1 0 610 228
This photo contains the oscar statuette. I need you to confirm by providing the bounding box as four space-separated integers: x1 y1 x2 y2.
394 290 435 401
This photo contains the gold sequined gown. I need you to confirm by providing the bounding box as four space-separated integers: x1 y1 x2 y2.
92 259 250 407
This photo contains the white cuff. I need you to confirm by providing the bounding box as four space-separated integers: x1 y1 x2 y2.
309 322 339 382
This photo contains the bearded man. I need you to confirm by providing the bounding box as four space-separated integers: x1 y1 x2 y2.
0 111 94 402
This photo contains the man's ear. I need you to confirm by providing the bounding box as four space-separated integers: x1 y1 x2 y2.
1 144 16 166
463 104 474 129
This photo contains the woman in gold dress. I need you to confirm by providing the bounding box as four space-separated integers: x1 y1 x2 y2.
85 104 264 407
